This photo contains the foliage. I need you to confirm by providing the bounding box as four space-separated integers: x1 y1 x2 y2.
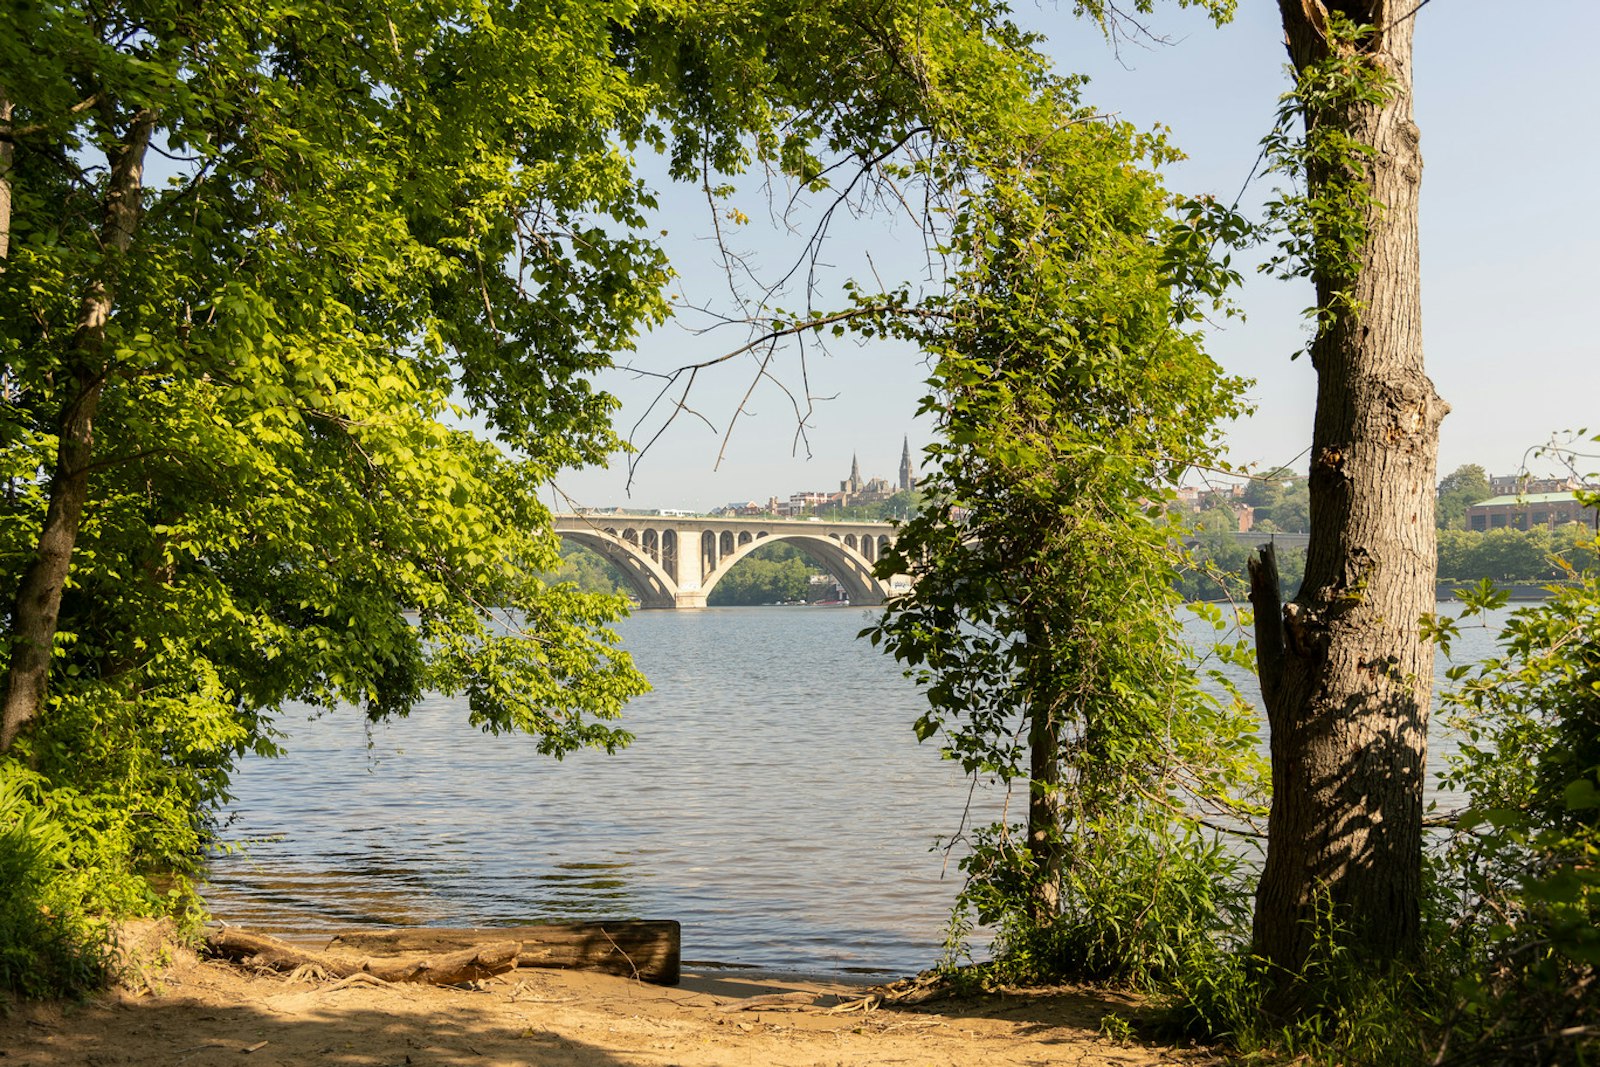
1437 464 1492 530
857 14 1265 982
0 764 119 1001
1428 513 1600 1065
0 0 708 994
2 5 670 727
1240 469 1309 533
1258 11 1397 347
966 813 1253 989
1176 511 1305 603
707 542 821 606
4 0 1132 996
1438 524 1598 584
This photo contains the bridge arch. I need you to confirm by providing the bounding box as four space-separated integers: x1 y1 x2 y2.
554 529 678 609
700 533 887 606
552 516 898 609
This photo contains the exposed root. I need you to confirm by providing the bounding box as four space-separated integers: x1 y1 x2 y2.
284 963 328 984
829 970 952 1013
324 973 391 993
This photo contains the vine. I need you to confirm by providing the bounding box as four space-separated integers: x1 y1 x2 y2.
1259 12 1397 352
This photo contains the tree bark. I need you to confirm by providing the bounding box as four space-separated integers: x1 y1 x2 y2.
205 927 524 986
1025 613 1063 923
0 109 154 752
1 94 13 263
1251 1 1447 999
329 920 682 985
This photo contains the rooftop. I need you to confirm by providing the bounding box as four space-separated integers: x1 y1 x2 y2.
1470 492 1591 507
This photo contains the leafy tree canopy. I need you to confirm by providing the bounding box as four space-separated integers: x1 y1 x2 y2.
853 0 1264 982
1242 469 1309 533
1436 463 1491 530
2 0 1146 935
0 0 675 772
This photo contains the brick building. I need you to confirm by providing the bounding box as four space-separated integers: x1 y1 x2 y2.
1467 491 1599 531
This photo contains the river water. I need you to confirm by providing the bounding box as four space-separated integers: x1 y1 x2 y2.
202 601 1515 978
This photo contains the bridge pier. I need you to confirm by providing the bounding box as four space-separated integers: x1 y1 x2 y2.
672 539 706 609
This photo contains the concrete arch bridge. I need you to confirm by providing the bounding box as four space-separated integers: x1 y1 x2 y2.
553 515 900 609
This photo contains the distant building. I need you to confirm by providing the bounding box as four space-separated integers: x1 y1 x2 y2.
841 454 863 496
1467 491 1598 531
899 437 915 492
711 501 767 517
1173 483 1253 532
1488 474 1583 497
836 450 898 506
787 491 832 515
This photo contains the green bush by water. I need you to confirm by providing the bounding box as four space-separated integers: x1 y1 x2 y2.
0 680 241 999
0 766 117 999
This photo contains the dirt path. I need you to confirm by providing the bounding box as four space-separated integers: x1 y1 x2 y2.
1 932 1219 1066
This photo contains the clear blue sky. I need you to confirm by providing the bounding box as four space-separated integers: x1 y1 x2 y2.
551 1 1600 514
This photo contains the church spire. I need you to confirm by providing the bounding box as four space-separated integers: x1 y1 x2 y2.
899 436 914 491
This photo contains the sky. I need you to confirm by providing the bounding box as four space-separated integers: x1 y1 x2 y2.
550 1 1600 514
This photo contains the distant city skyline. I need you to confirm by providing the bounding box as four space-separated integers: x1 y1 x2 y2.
548 1 1600 515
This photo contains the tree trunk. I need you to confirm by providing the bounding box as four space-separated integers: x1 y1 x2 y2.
205 927 524 986
1 95 13 263
0 110 154 752
1025 613 1062 923
329 920 682 984
1251 2 1447 1000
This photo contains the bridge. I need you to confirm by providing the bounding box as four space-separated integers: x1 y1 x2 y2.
553 514 900 609
552 515 1306 611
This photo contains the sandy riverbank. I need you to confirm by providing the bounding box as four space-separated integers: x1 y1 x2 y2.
0 925 1220 1066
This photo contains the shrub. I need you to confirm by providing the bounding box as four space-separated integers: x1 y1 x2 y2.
0 765 117 1000
957 812 1252 991
1433 547 1600 1065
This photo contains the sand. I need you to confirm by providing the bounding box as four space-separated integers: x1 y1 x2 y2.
0 925 1220 1066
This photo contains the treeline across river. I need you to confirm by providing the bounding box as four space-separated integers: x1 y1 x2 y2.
1180 522 1599 602
552 522 1600 608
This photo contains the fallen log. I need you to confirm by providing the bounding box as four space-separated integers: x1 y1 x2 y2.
328 920 680 985
204 926 521 986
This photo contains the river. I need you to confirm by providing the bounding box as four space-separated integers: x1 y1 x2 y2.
202 601 1516 978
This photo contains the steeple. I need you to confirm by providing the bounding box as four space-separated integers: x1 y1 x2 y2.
850 453 861 491
899 436 914 491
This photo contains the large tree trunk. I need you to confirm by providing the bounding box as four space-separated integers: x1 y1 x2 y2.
1250 2 1447 1000
0 110 154 752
